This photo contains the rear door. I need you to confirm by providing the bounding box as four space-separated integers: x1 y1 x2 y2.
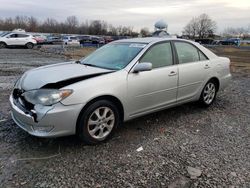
174 41 211 102
127 42 178 117
16 34 30 45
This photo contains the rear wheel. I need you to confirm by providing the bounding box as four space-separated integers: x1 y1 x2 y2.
0 42 6 49
199 81 217 107
77 100 120 144
26 42 34 49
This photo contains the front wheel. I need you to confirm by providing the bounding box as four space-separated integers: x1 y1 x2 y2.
0 42 6 49
26 42 34 49
77 100 120 144
199 81 217 107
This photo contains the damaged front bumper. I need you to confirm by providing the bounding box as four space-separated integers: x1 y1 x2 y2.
9 94 84 137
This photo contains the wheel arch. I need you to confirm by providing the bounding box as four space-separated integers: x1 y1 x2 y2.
25 42 34 45
76 95 124 132
208 77 220 91
0 41 7 46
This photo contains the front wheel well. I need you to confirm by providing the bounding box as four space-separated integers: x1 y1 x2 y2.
208 77 220 91
76 95 124 130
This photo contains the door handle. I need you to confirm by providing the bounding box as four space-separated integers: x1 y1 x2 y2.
204 64 210 69
168 71 177 76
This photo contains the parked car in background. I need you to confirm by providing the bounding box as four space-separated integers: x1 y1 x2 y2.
63 36 80 46
10 38 231 144
0 32 37 49
104 36 114 43
46 36 63 45
91 36 105 44
195 38 214 45
219 38 241 46
33 34 47 44
79 35 92 44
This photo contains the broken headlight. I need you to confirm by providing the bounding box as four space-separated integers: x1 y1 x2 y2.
23 89 73 106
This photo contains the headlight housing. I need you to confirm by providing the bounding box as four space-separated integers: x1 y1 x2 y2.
23 89 73 106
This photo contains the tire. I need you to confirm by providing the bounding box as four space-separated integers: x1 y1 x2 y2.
199 81 217 107
26 43 34 49
77 100 120 144
0 42 6 49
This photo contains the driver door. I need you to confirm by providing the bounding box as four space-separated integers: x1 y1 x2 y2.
5 34 18 45
127 42 178 117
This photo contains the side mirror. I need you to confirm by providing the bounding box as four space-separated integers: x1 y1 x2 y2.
133 62 152 73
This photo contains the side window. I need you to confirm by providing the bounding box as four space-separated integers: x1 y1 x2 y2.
175 42 200 64
17 34 29 38
198 50 208 61
140 42 173 68
9 34 17 38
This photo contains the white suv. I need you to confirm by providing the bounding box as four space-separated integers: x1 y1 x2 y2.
63 36 80 46
0 32 37 49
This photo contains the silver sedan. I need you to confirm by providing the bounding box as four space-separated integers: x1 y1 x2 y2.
10 37 231 144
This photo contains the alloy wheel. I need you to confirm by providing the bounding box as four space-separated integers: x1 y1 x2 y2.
87 107 115 140
203 83 216 105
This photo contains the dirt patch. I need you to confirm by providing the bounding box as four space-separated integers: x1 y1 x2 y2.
208 46 250 73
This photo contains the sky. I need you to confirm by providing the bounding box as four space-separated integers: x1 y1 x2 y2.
0 0 249 34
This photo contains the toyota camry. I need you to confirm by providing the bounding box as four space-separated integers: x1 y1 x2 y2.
10 37 231 144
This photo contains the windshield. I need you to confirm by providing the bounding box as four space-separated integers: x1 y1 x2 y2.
80 43 146 70
0 32 10 37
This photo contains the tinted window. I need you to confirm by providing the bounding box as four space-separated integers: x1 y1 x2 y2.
175 42 200 64
17 34 29 38
9 34 17 38
140 42 173 68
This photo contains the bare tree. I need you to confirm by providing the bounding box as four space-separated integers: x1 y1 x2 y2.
223 26 249 39
183 14 216 39
28 16 38 32
140 27 150 37
14 16 28 30
65 16 79 34
0 15 138 36
41 18 59 33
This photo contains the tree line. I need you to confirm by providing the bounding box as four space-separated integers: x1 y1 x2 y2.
0 15 139 36
183 13 250 39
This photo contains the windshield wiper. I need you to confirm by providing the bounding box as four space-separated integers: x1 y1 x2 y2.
83 63 103 68
82 63 118 71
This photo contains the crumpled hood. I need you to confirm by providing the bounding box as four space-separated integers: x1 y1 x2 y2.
18 62 112 90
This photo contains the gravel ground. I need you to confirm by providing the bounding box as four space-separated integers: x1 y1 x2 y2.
0 48 249 188
0 48 66 90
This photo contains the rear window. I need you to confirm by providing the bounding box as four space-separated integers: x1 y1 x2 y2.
70 37 77 40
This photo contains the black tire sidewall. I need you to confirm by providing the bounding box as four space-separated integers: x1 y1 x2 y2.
77 100 120 144
199 81 217 107
0 42 6 48
26 43 34 49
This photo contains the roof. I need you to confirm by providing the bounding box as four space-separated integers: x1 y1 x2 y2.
113 37 189 44
114 37 165 44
